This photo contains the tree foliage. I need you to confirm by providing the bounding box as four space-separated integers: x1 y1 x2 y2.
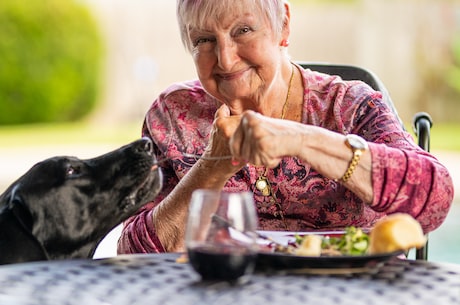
0 0 104 125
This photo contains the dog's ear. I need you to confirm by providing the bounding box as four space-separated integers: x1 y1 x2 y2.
7 184 34 232
6 184 20 208
0 184 50 264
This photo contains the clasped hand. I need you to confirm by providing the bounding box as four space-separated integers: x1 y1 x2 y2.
208 105 300 170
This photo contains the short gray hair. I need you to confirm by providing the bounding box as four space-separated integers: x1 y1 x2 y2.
176 0 287 52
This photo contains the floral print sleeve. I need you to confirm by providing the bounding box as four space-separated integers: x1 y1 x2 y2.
117 81 217 254
343 84 453 231
304 71 453 232
117 67 454 254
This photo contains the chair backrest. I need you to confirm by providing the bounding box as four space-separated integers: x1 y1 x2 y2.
298 62 430 260
297 62 404 127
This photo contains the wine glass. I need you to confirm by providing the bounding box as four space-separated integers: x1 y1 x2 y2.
186 189 258 283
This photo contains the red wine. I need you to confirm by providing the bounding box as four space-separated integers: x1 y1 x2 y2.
188 246 256 281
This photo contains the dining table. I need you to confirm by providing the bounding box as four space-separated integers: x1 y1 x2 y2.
0 251 459 305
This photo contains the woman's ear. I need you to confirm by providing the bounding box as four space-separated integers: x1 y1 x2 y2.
279 2 291 46
284 1 291 23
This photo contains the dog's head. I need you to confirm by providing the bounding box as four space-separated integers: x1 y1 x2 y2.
0 137 162 259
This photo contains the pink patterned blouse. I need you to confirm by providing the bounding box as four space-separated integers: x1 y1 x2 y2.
117 66 454 254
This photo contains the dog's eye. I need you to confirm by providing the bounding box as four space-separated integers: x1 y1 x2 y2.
65 165 80 177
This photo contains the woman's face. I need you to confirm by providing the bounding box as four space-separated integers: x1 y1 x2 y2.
187 4 287 110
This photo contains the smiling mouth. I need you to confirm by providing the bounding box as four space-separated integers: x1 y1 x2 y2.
217 67 251 81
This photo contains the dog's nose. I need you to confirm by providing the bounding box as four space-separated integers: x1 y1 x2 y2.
137 137 153 155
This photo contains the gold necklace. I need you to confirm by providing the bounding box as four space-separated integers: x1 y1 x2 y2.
255 64 295 196
253 64 295 229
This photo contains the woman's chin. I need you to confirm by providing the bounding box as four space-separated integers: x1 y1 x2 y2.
218 83 257 102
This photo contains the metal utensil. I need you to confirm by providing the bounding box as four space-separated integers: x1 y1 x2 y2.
210 213 291 252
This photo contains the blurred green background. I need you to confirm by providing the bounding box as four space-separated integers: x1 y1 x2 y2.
0 0 459 263
1 0 459 151
0 0 459 131
0 0 103 125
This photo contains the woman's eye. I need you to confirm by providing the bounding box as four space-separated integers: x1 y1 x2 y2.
233 26 252 37
239 26 251 35
194 37 214 46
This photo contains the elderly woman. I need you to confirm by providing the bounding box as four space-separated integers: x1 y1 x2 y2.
117 0 453 253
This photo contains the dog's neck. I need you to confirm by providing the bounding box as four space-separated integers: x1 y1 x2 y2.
4 200 50 260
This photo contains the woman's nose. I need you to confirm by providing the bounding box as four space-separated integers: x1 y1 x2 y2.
216 38 239 71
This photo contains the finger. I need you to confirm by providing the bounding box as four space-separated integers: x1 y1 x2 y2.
239 113 254 162
215 104 231 119
242 112 282 167
229 115 245 158
264 157 282 169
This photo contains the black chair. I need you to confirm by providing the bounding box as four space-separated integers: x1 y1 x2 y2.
412 112 432 260
298 62 431 260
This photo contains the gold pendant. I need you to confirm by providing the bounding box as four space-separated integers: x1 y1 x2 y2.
255 176 271 196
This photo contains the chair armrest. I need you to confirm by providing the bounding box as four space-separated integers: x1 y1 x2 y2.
412 112 433 260
412 112 433 152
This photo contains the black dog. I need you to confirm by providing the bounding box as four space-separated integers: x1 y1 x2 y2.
0 138 162 265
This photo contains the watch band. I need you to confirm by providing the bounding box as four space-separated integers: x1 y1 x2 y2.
336 134 368 183
339 150 363 182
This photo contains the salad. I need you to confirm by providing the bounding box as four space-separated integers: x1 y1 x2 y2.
273 227 370 257
266 213 426 257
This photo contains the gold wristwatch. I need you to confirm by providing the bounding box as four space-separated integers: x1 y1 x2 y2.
338 134 368 182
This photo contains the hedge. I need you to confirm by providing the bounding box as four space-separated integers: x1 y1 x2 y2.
0 0 104 125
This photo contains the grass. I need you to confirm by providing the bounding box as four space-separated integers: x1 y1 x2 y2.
0 121 141 147
429 123 460 152
0 121 459 152
404 122 460 152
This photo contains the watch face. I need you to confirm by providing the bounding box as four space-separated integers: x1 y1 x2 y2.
346 134 368 150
